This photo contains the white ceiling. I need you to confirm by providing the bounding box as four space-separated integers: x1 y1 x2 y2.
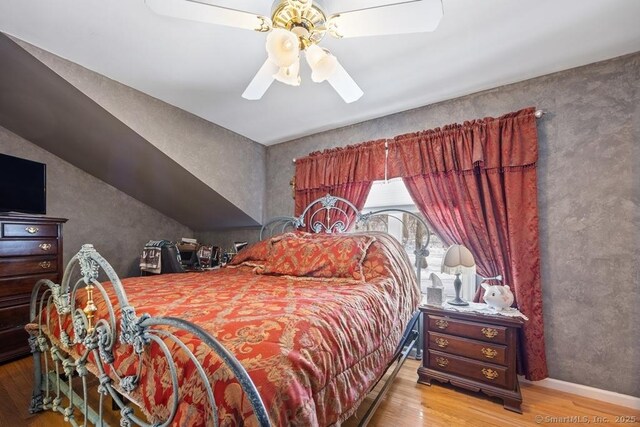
1 0 639 145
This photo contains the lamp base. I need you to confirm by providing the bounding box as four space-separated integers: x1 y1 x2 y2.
447 297 469 306
448 273 469 306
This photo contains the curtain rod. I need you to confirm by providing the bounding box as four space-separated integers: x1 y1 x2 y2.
292 109 546 163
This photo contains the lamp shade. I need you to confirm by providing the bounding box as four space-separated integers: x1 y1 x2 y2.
441 244 476 275
305 44 338 83
273 59 301 86
266 28 300 68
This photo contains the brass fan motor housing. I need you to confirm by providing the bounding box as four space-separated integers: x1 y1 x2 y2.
271 0 328 49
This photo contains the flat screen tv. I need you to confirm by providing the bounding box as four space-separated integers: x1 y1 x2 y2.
0 153 47 215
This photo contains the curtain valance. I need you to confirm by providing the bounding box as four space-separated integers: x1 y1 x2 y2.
388 107 538 177
295 107 538 191
294 139 387 192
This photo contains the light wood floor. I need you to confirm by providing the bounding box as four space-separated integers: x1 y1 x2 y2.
1 356 638 426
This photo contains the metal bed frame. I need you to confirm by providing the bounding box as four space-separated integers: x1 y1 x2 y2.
28 194 430 426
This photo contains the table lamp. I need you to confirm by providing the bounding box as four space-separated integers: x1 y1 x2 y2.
441 244 476 306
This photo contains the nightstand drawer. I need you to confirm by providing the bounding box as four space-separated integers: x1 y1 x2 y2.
428 315 507 344
2 223 59 238
429 332 507 365
428 349 509 388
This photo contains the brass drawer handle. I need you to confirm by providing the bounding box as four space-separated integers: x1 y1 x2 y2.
39 261 51 269
39 243 52 251
482 368 499 380
435 319 449 330
481 347 498 359
434 337 449 348
435 357 449 368
26 226 39 234
481 327 498 339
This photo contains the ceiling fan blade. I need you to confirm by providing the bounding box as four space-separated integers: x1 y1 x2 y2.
242 60 279 100
327 61 363 103
328 0 443 39
145 0 272 32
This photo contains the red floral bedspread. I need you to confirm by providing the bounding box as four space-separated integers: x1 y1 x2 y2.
40 232 419 426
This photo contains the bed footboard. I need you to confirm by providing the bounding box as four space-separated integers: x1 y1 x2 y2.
27 244 270 427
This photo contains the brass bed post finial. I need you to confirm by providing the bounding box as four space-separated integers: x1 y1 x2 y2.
84 284 98 333
78 244 100 334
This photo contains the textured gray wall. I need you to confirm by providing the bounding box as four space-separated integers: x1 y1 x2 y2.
12 38 266 224
0 126 193 278
265 53 640 396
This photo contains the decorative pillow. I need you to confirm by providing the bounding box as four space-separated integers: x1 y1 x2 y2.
360 240 390 281
260 234 375 280
228 240 271 266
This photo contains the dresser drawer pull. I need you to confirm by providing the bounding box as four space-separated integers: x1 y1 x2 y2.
481 327 498 339
435 357 449 368
39 243 52 251
39 261 52 269
481 347 498 359
434 338 449 348
25 226 39 234
435 319 449 330
482 368 499 380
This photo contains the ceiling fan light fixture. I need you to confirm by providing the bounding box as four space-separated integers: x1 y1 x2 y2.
273 60 301 86
286 0 313 11
291 25 310 40
266 28 300 68
305 44 337 83
147 0 445 102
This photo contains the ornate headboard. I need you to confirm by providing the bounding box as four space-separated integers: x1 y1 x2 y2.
260 194 431 285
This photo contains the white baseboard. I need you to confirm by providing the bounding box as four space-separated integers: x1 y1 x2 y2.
520 377 640 410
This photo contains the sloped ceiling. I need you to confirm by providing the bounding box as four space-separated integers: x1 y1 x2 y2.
0 33 259 230
0 0 639 145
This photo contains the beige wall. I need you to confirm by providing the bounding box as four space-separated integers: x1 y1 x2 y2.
264 53 640 397
0 126 193 277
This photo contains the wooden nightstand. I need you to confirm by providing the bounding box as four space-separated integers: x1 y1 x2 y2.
418 305 524 413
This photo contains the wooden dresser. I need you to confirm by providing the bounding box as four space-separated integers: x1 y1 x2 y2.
418 305 524 413
0 215 67 363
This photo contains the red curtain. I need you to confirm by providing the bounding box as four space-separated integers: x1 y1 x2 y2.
390 107 547 380
294 140 386 231
293 108 547 380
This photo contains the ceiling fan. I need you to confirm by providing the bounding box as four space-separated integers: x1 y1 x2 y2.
146 0 444 103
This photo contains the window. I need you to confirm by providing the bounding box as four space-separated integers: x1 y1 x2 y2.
361 178 476 300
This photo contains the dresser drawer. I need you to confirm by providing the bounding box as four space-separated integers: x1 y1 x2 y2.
0 257 57 277
2 223 59 238
0 301 30 331
428 315 507 344
428 349 509 388
0 239 58 257
0 325 30 362
429 331 507 365
0 273 58 302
